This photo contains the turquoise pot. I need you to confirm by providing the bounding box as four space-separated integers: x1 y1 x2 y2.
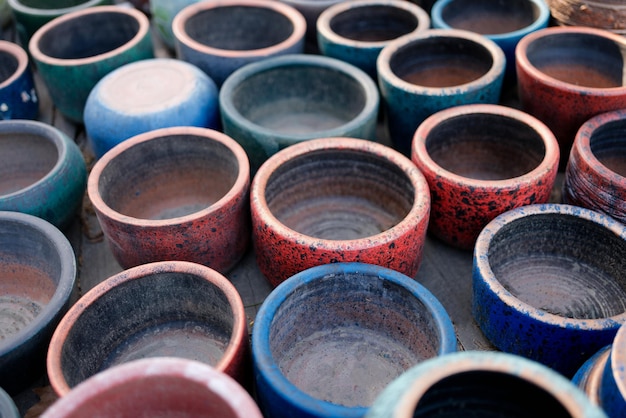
150 0 199 50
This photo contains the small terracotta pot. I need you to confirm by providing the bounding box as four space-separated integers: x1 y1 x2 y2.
411 104 559 249
0 40 38 120
87 126 250 273
563 108 626 224
250 137 430 287
42 357 262 418
515 26 626 170
473 203 626 377
252 262 457 418
47 261 250 396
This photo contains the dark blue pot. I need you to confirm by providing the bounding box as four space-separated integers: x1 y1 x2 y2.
0 40 38 120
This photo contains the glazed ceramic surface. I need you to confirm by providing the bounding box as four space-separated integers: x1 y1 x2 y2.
220 54 380 172
0 40 38 120
411 104 559 249
150 0 199 50
0 120 87 230
252 262 457 418
547 0 626 35
600 322 626 418
250 137 430 287
47 261 250 396
573 344 612 408
0 387 19 418
84 58 220 158
377 28 506 155
278 0 344 51
28 5 154 123
172 0 306 86
473 203 626 377
0 211 76 395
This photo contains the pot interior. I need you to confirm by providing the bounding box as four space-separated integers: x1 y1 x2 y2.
589 118 626 177
0 50 18 85
487 213 626 319
329 5 419 42
269 272 441 407
440 0 539 35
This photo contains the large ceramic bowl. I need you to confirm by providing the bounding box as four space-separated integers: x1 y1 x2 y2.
252 262 457 418
87 126 250 273
0 211 76 395
0 119 87 230
250 137 431 287
473 203 626 377
0 40 38 120
47 261 250 396
220 54 380 172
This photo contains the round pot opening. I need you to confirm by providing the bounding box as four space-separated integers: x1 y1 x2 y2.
0 50 19 84
439 0 539 35
329 5 419 42
589 118 626 177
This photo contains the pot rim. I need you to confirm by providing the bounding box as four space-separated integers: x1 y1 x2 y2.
46 260 248 397
0 40 28 89
87 126 250 227
8 0 106 16
609 322 626 404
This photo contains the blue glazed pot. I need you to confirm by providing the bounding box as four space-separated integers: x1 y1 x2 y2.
0 120 87 230
473 203 626 378
0 40 38 120
251 262 457 418
600 323 626 418
150 0 199 50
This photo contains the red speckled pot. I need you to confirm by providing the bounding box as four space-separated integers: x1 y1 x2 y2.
516 26 626 170
250 137 431 287
563 109 626 225
87 126 250 273
411 104 559 250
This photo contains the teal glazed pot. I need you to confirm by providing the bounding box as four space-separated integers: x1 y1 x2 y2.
473 203 626 377
316 0 430 80
84 58 220 158
377 29 506 156
220 54 380 173
252 262 457 418
0 211 76 395
366 351 608 418
150 0 198 50
0 120 87 230
28 5 154 123
0 40 38 120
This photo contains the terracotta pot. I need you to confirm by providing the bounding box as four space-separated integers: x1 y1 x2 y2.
0 40 38 120
411 104 559 250
515 26 626 170
250 137 430 287
252 262 457 418
42 357 262 418
547 0 626 35
0 211 76 395
87 126 250 273
563 109 626 225
47 261 250 396
473 203 626 377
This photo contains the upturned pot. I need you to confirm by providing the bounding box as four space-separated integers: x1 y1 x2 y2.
0 40 38 120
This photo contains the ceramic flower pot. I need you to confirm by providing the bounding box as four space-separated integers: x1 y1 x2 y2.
42 357 262 418
563 109 626 225
150 0 198 50
0 40 38 120
47 261 250 396
377 29 506 156
220 54 380 172
366 351 608 418
0 211 77 395
0 119 87 230
316 0 430 79
84 58 220 158
598 322 626 418
28 5 154 123
516 26 626 170
411 104 559 250
87 126 250 273
250 137 430 287
547 0 626 35
172 0 306 87
473 203 626 377
252 262 457 418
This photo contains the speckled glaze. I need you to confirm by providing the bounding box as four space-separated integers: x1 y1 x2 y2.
42 358 262 418
316 0 430 79
0 387 19 418
28 5 154 123
411 104 559 250
0 40 38 120
252 262 457 418
473 203 626 377
516 26 626 170
600 322 626 418
250 137 430 287
220 54 380 173
377 29 506 156
563 109 626 225
172 0 306 87
0 211 76 395
0 120 87 230
87 126 250 273
366 351 608 418
84 58 220 158
47 261 250 397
